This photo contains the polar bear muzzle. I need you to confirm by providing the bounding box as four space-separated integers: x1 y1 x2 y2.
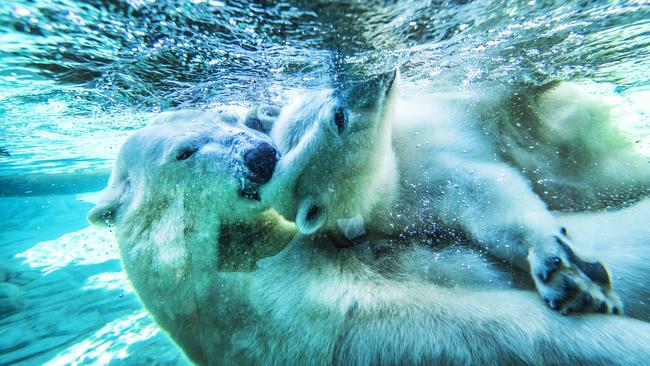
243 142 279 184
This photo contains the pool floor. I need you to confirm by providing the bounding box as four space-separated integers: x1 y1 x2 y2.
0 194 189 365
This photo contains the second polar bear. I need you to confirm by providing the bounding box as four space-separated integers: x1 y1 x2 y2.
261 72 650 315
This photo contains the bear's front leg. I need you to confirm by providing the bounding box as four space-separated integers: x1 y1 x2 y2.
428 157 622 314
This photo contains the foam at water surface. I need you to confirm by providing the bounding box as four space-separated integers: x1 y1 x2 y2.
1 0 649 178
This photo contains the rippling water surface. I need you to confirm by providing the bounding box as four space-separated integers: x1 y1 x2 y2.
1 0 648 178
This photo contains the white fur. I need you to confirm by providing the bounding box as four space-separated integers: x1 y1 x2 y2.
90 89 650 365
265 78 648 315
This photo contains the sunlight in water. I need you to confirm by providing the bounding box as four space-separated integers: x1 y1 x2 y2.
45 312 160 366
16 226 119 274
85 272 133 292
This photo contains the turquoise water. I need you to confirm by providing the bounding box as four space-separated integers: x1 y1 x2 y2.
0 0 649 364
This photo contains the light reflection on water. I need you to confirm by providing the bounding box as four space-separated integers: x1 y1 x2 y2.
45 311 166 366
7 222 189 365
0 0 648 177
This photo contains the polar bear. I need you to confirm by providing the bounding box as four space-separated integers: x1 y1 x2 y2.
87 110 296 363
261 72 650 316
89 105 650 365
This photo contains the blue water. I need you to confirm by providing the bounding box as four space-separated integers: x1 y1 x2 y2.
0 0 649 364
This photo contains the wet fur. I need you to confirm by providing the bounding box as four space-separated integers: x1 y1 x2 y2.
265 79 638 315
89 98 650 365
212 200 650 365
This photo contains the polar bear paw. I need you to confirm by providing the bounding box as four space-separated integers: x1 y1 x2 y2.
528 230 623 315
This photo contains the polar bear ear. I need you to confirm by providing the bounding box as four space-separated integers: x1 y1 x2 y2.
295 196 327 235
88 199 122 227
244 104 281 134
87 180 128 227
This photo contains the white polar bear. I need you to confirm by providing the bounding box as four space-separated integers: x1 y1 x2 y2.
262 72 650 316
88 102 650 365
88 110 296 364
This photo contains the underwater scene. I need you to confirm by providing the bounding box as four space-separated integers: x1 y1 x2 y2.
1 0 649 365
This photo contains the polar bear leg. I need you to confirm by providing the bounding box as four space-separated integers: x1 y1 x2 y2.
247 236 650 365
430 154 622 314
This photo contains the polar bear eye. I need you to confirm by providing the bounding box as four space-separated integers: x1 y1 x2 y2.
334 107 346 134
175 146 199 161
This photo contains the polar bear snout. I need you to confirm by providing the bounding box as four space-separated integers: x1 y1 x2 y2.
243 142 279 184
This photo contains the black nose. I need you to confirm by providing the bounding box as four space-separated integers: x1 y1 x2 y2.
244 142 278 184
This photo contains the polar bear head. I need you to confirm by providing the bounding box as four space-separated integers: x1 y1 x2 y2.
89 111 279 228
87 110 284 273
261 72 399 235
87 111 289 363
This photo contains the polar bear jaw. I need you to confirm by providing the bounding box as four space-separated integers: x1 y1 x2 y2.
263 72 399 234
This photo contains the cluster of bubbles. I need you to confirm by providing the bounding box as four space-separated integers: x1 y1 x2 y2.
0 0 647 175
2 0 647 110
